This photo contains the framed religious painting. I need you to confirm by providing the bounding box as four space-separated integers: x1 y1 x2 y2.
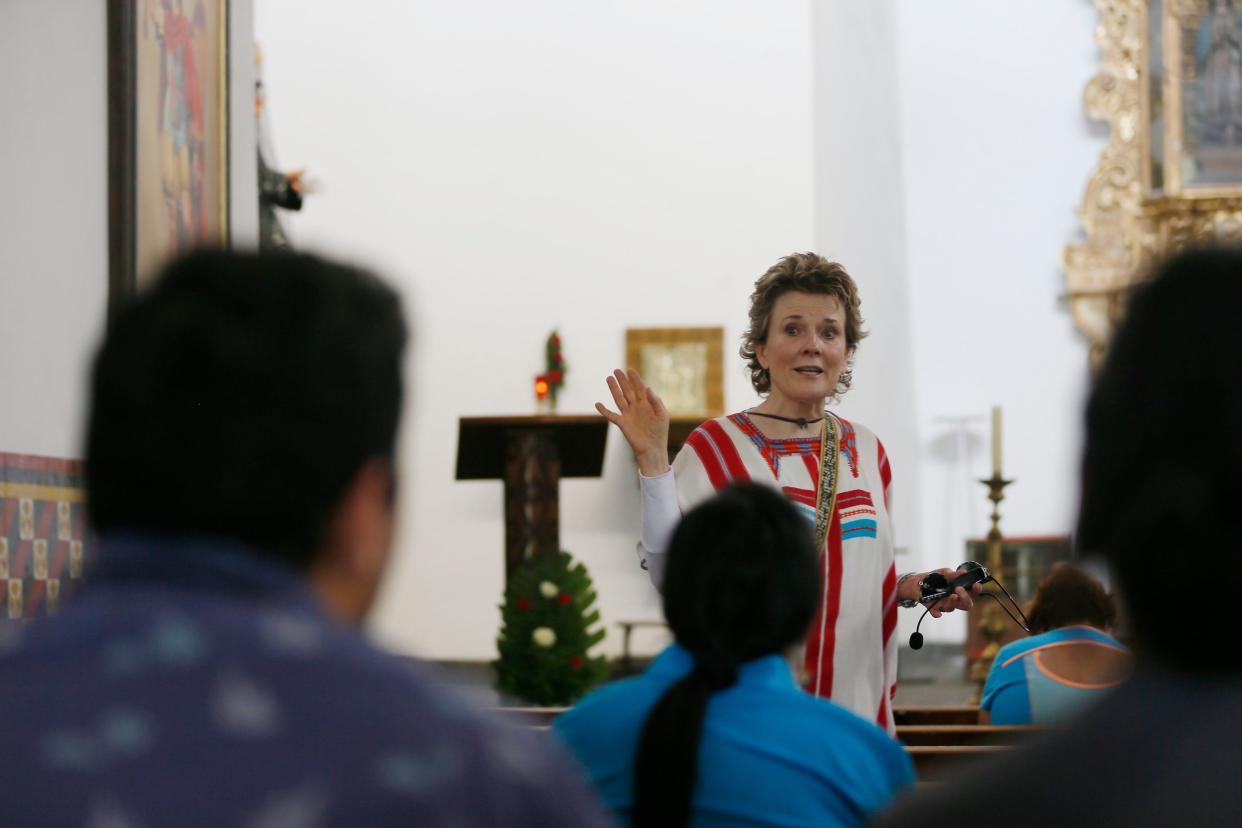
1065 0 1242 367
108 0 230 315
625 327 724 420
1146 0 1242 195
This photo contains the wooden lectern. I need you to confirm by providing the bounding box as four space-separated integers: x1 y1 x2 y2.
455 416 608 578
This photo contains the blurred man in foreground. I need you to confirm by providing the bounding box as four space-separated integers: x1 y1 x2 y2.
0 250 609 827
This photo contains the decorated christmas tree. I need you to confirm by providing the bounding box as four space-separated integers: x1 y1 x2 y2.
496 549 607 706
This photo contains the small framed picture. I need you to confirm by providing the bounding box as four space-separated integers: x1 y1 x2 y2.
625 327 724 419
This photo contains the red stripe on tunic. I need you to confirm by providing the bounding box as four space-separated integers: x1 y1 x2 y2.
878 565 898 729
698 420 750 486
782 487 817 508
785 455 822 507
801 451 818 483
881 563 898 646
805 506 843 698
836 490 874 507
877 439 892 511
685 429 730 491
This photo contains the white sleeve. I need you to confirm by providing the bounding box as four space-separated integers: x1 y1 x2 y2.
637 468 680 591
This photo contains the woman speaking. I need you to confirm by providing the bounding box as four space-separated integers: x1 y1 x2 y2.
598 252 976 731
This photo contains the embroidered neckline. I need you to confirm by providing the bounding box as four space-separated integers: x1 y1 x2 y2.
729 412 860 479
734 412 820 444
730 413 820 478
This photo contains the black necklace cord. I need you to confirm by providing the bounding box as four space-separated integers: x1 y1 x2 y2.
746 409 826 430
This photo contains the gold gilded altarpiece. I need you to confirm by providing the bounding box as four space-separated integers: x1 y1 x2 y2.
1066 0 1242 365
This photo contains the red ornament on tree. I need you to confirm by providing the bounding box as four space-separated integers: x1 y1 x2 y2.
556 593 573 606
516 598 532 612
569 655 584 669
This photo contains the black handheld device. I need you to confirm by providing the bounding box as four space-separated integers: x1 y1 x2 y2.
918 561 990 605
908 560 1031 650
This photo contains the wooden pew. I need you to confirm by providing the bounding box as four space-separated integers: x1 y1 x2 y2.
905 745 1011 781
897 725 1045 747
499 708 1046 741
894 705 981 726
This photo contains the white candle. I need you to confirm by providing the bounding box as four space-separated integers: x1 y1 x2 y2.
991 405 1002 476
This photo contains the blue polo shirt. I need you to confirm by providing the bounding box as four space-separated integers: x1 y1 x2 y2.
554 644 913 828
982 626 1129 725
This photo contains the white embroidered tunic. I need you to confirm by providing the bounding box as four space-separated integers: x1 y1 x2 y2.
639 412 899 733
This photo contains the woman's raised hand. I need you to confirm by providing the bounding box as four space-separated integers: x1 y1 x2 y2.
596 369 671 476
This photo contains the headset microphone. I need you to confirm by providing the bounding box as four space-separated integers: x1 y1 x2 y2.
909 608 932 650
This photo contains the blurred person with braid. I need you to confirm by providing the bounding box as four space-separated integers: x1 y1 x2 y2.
554 483 912 828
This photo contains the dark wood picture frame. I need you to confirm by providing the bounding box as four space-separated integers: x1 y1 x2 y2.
107 0 137 318
107 0 231 318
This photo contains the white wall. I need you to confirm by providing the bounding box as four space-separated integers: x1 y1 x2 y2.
812 0 921 571
0 0 257 463
230 4 260 248
0 0 110 459
2 0 1101 659
256 0 1106 658
895 0 1101 642
255 0 817 659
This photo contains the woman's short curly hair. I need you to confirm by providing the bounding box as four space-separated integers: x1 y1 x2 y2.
740 253 867 397
1026 565 1117 634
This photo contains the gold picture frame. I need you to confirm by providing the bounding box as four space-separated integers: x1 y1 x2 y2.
1065 0 1242 367
1147 0 1242 198
625 327 724 419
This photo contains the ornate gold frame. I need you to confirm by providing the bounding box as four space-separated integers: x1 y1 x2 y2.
1065 0 1242 366
625 327 724 418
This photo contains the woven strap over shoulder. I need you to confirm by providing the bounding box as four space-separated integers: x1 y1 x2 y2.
814 414 839 557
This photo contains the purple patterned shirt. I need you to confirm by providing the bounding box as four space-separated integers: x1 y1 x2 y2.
0 536 613 827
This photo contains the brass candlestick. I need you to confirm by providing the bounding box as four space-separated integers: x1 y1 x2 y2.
969 472 1013 702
